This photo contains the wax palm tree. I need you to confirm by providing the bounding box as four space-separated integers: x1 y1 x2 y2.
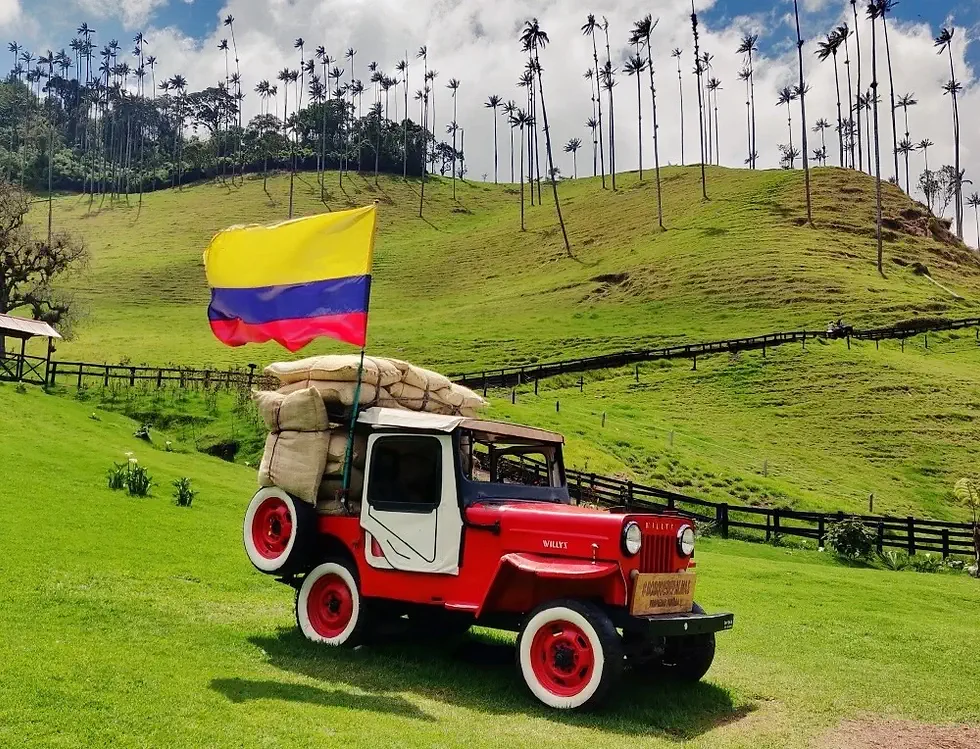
897 138 914 193
867 2 884 273
780 145 801 169
707 77 721 166
691 2 707 198
849 2 863 171
582 15 607 188
585 116 599 176
564 138 582 179
601 60 617 193
584 68 598 170
777 86 798 156
510 108 530 230
503 99 516 183
223 15 242 182
633 14 664 228
813 146 827 166
792 0 812 225
623 54 645 180
700 52 714 164
967 193 980 250
396 59 410 178
935 27 962 239
875 0 899 182
917 138 934 203
738 68 752 166
447 77 460 199
522 19 571 255
671 48 685 165
838 24 856 169
736 34 758 169
485 94 502 183
813 118 831 165
426 69 438 174
816 28 845 166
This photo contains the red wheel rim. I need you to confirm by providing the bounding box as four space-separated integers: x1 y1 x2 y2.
529 619 595 697
307 574 354 639
251 497 293 559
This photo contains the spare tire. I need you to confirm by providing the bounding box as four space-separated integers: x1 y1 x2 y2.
243 488 316 575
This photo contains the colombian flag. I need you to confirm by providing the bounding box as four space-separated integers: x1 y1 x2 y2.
203 205 377 351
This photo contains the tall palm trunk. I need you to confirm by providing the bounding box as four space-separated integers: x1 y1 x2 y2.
643 39 663 229
943 46 962 239
842 30 856 169
880 11 899 182
492 110 498 183
713 87 720 165
591 35 606 188
870 13 883 274
675 55 685 165
509 118 515 183
832 53 844 166
691 2 707 199
851 0 863 173
748 48 757 168
403 71 409 179
532 47 571 256
603 24 616 191
519 125 525 230
743 77 751 165
704 69 712 165
793 0 813 226
633 65 643 180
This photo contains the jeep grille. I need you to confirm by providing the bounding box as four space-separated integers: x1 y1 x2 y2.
639 529 673 573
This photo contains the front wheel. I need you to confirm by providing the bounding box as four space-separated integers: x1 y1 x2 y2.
516 599 623 710
296 560 367 647
659 602 717 683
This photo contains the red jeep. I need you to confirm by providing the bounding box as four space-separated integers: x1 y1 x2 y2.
244 408 734 710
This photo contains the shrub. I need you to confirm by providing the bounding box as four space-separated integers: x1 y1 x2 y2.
134 423 152 442
172 477 195 508
125 464 152 497
879 550 911 571
694 520 716 538
826 517 875 560
106 462 128 490
908 553 942 574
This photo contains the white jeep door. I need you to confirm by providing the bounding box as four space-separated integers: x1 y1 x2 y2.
360 433 462 575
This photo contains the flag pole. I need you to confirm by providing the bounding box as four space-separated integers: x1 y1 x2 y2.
342 347 366 494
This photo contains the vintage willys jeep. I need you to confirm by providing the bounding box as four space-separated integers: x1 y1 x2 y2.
244 408 734 710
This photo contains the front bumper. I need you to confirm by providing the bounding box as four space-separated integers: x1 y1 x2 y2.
616 610 735 637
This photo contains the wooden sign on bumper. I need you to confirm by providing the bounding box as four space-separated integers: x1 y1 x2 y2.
630 572 697 616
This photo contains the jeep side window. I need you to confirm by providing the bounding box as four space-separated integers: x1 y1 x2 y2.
368 436 442 510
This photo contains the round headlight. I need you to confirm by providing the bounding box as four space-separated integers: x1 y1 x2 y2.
622 521 642 556
677 525 696 556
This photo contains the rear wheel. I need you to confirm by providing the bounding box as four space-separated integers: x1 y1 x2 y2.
517 599 622 710
243 488 316 575
296 560 367 647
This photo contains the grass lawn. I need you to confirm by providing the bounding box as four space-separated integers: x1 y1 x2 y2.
2 383 978 748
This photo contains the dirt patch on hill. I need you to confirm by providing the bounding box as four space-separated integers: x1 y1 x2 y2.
880 206 959 245
817 718 980 749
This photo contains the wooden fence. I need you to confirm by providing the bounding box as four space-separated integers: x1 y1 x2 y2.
450 316 980 391
46 360 277 391
503 461 975 559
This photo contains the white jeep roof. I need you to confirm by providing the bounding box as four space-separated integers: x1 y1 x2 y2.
357 407 564 444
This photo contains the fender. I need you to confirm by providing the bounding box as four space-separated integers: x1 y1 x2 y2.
476 553 628 618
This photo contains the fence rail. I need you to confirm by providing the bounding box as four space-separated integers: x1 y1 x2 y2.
45 360 278 391
450 316 980 391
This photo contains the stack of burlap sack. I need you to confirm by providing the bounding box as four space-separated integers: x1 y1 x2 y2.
253 355 487 514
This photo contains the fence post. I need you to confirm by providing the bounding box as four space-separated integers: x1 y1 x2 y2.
924 333 928 349
247 363 256 389
907 516 915 555
818 516 825 547
901 338 905 353
875 339 879 350
129 367 136 386
802 331 806 350
77 365 83 389
627 481 634 511
579 375 584 392
716 503 726 538
510 389 515 405
103 365 109 387
667 493 675 510
482 372 487 398
635 364 639 383
772 509 781 539
156 369 163 388
762 343 767 358
692 354 697 371
556 400 560 413
48 361 57 386
847 335 851 350
876 521 884 553
601 412 606 428
534 376 539 396
942 529 950 559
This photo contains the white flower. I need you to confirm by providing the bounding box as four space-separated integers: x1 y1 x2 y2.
124 451 134 458
128 457 138 465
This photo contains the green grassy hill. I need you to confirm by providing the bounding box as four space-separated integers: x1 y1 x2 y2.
39 167 980 369
29 167 980 519
2 382 978 748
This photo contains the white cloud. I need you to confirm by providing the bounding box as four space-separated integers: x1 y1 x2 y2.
75 0 169 29
0 0 21 28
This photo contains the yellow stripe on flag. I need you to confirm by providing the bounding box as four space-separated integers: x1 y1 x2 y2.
203 205 377 289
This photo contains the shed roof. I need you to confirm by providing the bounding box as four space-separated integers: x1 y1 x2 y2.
0 314 62 340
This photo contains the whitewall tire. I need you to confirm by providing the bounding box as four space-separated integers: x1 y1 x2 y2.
243 488 313 574
296 561 364 647
517 599 622 710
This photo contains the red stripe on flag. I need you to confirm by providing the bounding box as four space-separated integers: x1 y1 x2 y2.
209 312 367 352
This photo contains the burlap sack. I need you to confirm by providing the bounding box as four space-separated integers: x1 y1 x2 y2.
325 431 367 473
257 431 330 504
389 381 429 410
266 355 400 388
252 387 329 432
316 469 364 515
452 383 488 412
278 379 380 406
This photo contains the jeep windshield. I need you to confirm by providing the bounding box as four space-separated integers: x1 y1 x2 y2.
456 424 570 505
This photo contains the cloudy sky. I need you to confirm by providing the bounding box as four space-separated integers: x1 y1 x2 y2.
3 0 979 246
